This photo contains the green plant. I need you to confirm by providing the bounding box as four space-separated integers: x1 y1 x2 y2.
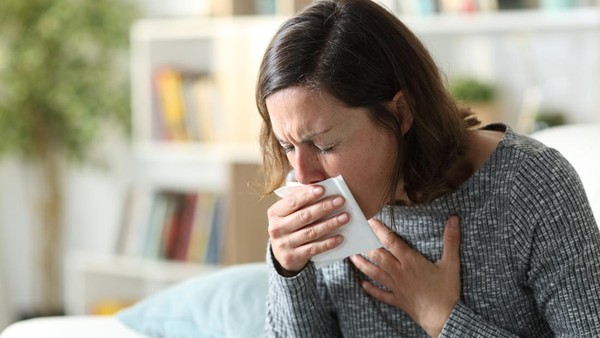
533 108 568 132
0 0 137 314
450 77 497 103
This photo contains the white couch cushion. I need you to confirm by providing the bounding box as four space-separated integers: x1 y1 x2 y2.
0 316 147 338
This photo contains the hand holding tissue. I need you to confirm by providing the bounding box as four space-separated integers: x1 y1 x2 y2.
274 175 382 269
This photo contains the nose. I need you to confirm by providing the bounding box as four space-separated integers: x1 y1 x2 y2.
292 147 326 184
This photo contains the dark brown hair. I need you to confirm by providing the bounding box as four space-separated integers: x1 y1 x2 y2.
256 0 479 204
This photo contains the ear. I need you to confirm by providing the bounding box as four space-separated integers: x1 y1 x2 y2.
387 91 413 136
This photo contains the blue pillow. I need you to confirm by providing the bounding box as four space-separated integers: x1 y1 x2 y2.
117 262 268 338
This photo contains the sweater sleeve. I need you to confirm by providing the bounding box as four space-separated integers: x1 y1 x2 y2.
510 148 600 336
264 243 342 337
439 301 519 337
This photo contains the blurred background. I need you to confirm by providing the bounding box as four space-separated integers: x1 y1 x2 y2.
0 0 598 330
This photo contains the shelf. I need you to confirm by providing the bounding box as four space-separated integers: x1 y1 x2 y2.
64 252 220 315
131 16 286 40
401 7 600 35
129 143 261 191
133 142 261 164
66 252 219 281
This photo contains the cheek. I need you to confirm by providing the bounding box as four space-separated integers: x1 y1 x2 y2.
352 174 390 219
348 137 397 218
343 159 394 219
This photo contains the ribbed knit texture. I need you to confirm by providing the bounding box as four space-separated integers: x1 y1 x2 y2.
265 125 600 337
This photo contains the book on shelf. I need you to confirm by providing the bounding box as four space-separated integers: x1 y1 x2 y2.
144 191 175 259
153 67 219 143
203 197 227 265
154 68 188 141
394 0 501 15
117 189 227 264
171 193 198 261
116 187 153 256
90 298 135 316
186 193 218 263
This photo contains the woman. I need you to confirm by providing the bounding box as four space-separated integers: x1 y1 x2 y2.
255 0 600 336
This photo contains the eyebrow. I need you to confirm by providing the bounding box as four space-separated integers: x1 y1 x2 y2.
276 127 333 144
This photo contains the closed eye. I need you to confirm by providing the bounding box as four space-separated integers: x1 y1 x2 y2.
280 142 294 153
278 140 336 154
314 143 336 154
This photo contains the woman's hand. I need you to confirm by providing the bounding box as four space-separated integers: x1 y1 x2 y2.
350 216 461 337
268 185 348 275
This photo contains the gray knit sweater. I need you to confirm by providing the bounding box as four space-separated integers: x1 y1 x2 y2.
265 125 600 337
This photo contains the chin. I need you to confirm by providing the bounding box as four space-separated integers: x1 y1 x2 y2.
359 204 378 220
360 196 392 220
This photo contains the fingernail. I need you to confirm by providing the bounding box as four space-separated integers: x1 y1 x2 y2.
337 213 348 223
333 196 344 207
312 186 323 195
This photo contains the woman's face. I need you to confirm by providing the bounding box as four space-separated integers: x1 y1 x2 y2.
266 86 398 219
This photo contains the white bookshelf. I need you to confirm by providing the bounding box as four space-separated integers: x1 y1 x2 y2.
129 15 281 261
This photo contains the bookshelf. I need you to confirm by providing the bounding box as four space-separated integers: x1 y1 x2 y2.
129 16 287 263
127 16 284 266
63 17 283 316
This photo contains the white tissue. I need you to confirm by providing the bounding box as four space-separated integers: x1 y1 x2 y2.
274 175 382 269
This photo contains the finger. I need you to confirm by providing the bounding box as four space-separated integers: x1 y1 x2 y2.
281 195 345 233
364 248 401 275
440 216 461 269
350 254 394 287
368 218 410 259
295 234 344 260
286 212 349 247
268 195 346 243
269 185 325 216
360 280 396 306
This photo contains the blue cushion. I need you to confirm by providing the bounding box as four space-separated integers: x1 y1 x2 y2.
117 263 268 338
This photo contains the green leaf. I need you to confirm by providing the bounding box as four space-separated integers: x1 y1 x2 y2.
0 0 139 163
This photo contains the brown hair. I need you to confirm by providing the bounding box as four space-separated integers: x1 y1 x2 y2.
256 0 479 204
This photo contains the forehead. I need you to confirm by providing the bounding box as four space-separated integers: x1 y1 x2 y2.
266 87 353 137
266 87 339 118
